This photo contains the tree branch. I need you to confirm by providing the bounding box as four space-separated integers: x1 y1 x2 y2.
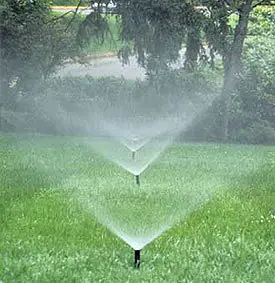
65 0 83 31
252 0 272 8
46 10 74 25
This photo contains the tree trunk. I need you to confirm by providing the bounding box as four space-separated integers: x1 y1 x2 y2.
220 0 252 141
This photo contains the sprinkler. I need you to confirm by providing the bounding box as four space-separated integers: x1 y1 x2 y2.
135 175 140 186
132 150 136 161
134 250 141 268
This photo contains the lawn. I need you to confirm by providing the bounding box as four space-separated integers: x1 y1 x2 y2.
0 134 274 282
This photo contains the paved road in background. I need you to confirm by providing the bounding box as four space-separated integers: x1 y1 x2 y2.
56 53 186 80
57 54 186 80
52 6 93 15
56 56 147 80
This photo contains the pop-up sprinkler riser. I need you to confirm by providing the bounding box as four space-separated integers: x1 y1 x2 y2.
134 250 141 268
136 175 140 186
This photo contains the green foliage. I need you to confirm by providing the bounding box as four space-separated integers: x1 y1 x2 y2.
0 0 80 130
117 0 187 70
1 70 221 135
1 2 274 144
229 6 275 144
84 1 272 141
249 6 275 36
51 11 122 56
203 2 233 63
0 0 49 89
83 15 123 55
0 0 79 91
6 76 136 134
186 6 275 144
75 1 202 72
77 12 110 47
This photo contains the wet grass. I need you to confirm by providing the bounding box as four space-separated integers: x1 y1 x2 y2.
0 134 275 282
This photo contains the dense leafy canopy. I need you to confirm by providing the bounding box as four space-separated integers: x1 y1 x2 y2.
0 0 78 93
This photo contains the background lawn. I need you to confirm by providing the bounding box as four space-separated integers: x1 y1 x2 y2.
0 134 274 282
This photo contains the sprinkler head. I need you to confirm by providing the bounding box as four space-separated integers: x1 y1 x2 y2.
134 250 141 268
135 175 140 186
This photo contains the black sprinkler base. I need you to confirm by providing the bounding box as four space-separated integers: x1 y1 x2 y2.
134 250 141 268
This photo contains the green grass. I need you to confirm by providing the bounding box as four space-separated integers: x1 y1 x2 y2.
0 134 275 282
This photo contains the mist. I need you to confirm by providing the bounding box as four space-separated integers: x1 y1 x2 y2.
1 0 274 277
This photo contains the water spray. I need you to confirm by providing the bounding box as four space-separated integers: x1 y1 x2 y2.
134 250 141 268
135 175 140 186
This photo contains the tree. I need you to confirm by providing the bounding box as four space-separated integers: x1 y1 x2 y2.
76 0 270 139
230 5 275 144
113 0 274 140
203 0 264 140
76 0 274 143
0 0 78 130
